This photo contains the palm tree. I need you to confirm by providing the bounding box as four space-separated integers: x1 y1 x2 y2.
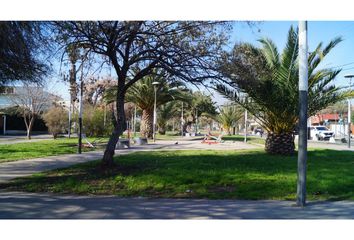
217 26 353 155
125 74 187 138
157 102 178 135
217 104 243 135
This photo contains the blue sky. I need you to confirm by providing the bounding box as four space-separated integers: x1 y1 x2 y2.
52 21 354 105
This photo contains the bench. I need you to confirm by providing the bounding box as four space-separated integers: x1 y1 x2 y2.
134 137 148 145
116 138 130 149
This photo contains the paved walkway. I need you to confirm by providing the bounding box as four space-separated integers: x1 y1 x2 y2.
0 191 353 219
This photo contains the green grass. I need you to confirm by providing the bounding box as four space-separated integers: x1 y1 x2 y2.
2 149 353 201
223 135 266 145
0 137 108 163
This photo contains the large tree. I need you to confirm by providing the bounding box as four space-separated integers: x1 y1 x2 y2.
0 22 48 85
125 73 187 138
217 27 353 155
54 21 229 166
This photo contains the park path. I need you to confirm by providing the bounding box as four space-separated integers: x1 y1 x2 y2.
0 140 258 183
0 191 353 219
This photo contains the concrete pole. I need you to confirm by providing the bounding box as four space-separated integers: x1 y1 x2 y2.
153 85 157 142
133 105 137 137
297 21 308 207
181 102 184 137
78 79 83 154
68 101 71 138
348 77 352 148
348 99 351 148
244 109 247 143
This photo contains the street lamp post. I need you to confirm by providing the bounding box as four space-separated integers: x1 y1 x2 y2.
344 74 353 148
152 81 160 142
244 109 247 143
181 102 184 137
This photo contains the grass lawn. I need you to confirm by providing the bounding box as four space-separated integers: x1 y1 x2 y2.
223 135 266 145
2 149 353 201
0 137 108 163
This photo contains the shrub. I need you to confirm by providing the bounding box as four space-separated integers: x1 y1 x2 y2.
83 105 113 137
43 106 68 139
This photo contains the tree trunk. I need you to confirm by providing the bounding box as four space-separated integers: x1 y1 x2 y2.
158 124 166 135
265 132 295 155
140 109 153 138
101 91 126 167
26 117 34 140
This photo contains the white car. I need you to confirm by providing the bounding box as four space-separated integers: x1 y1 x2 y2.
310 126 335 141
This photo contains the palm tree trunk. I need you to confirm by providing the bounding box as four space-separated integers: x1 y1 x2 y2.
140 109 153 138
265 132 295 155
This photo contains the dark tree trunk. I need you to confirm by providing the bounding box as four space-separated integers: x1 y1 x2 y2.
102 90 126 167
140 109 153 139
265 132 295 155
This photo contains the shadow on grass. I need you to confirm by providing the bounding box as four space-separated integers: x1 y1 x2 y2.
1 149 353 201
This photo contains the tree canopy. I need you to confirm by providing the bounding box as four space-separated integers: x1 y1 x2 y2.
0 22 48 85
53 21 231 165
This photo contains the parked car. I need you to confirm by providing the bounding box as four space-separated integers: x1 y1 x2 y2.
253 128 264 136
310 126 335 141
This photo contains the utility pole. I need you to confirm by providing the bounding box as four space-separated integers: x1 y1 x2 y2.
297 21 308 207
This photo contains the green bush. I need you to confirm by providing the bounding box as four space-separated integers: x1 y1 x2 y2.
83 105 113 137
43 106 68 139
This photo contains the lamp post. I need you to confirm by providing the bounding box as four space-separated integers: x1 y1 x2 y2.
244 109 247 143
344 74 353 148
152 81 160 142
181 102 184 137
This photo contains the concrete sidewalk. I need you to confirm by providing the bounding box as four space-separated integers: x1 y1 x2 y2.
0 191 353 219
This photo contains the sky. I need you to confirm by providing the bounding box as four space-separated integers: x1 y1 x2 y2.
50 21 354 105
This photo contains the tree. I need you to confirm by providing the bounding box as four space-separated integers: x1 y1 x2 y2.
11 84 57 139
84 76 116 107
53 21 230 166
217 26 353 155
124 73 187 138
217 104 243 135
43 105 68 139
157 102 179 135
0 22 48 86
182 91 217 133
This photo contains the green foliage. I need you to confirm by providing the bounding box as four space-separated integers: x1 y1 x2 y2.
217 26 352 134
82 105 113 137
157 102 179 134
5 149 354 201
43 106 68 139
216 105 243 134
